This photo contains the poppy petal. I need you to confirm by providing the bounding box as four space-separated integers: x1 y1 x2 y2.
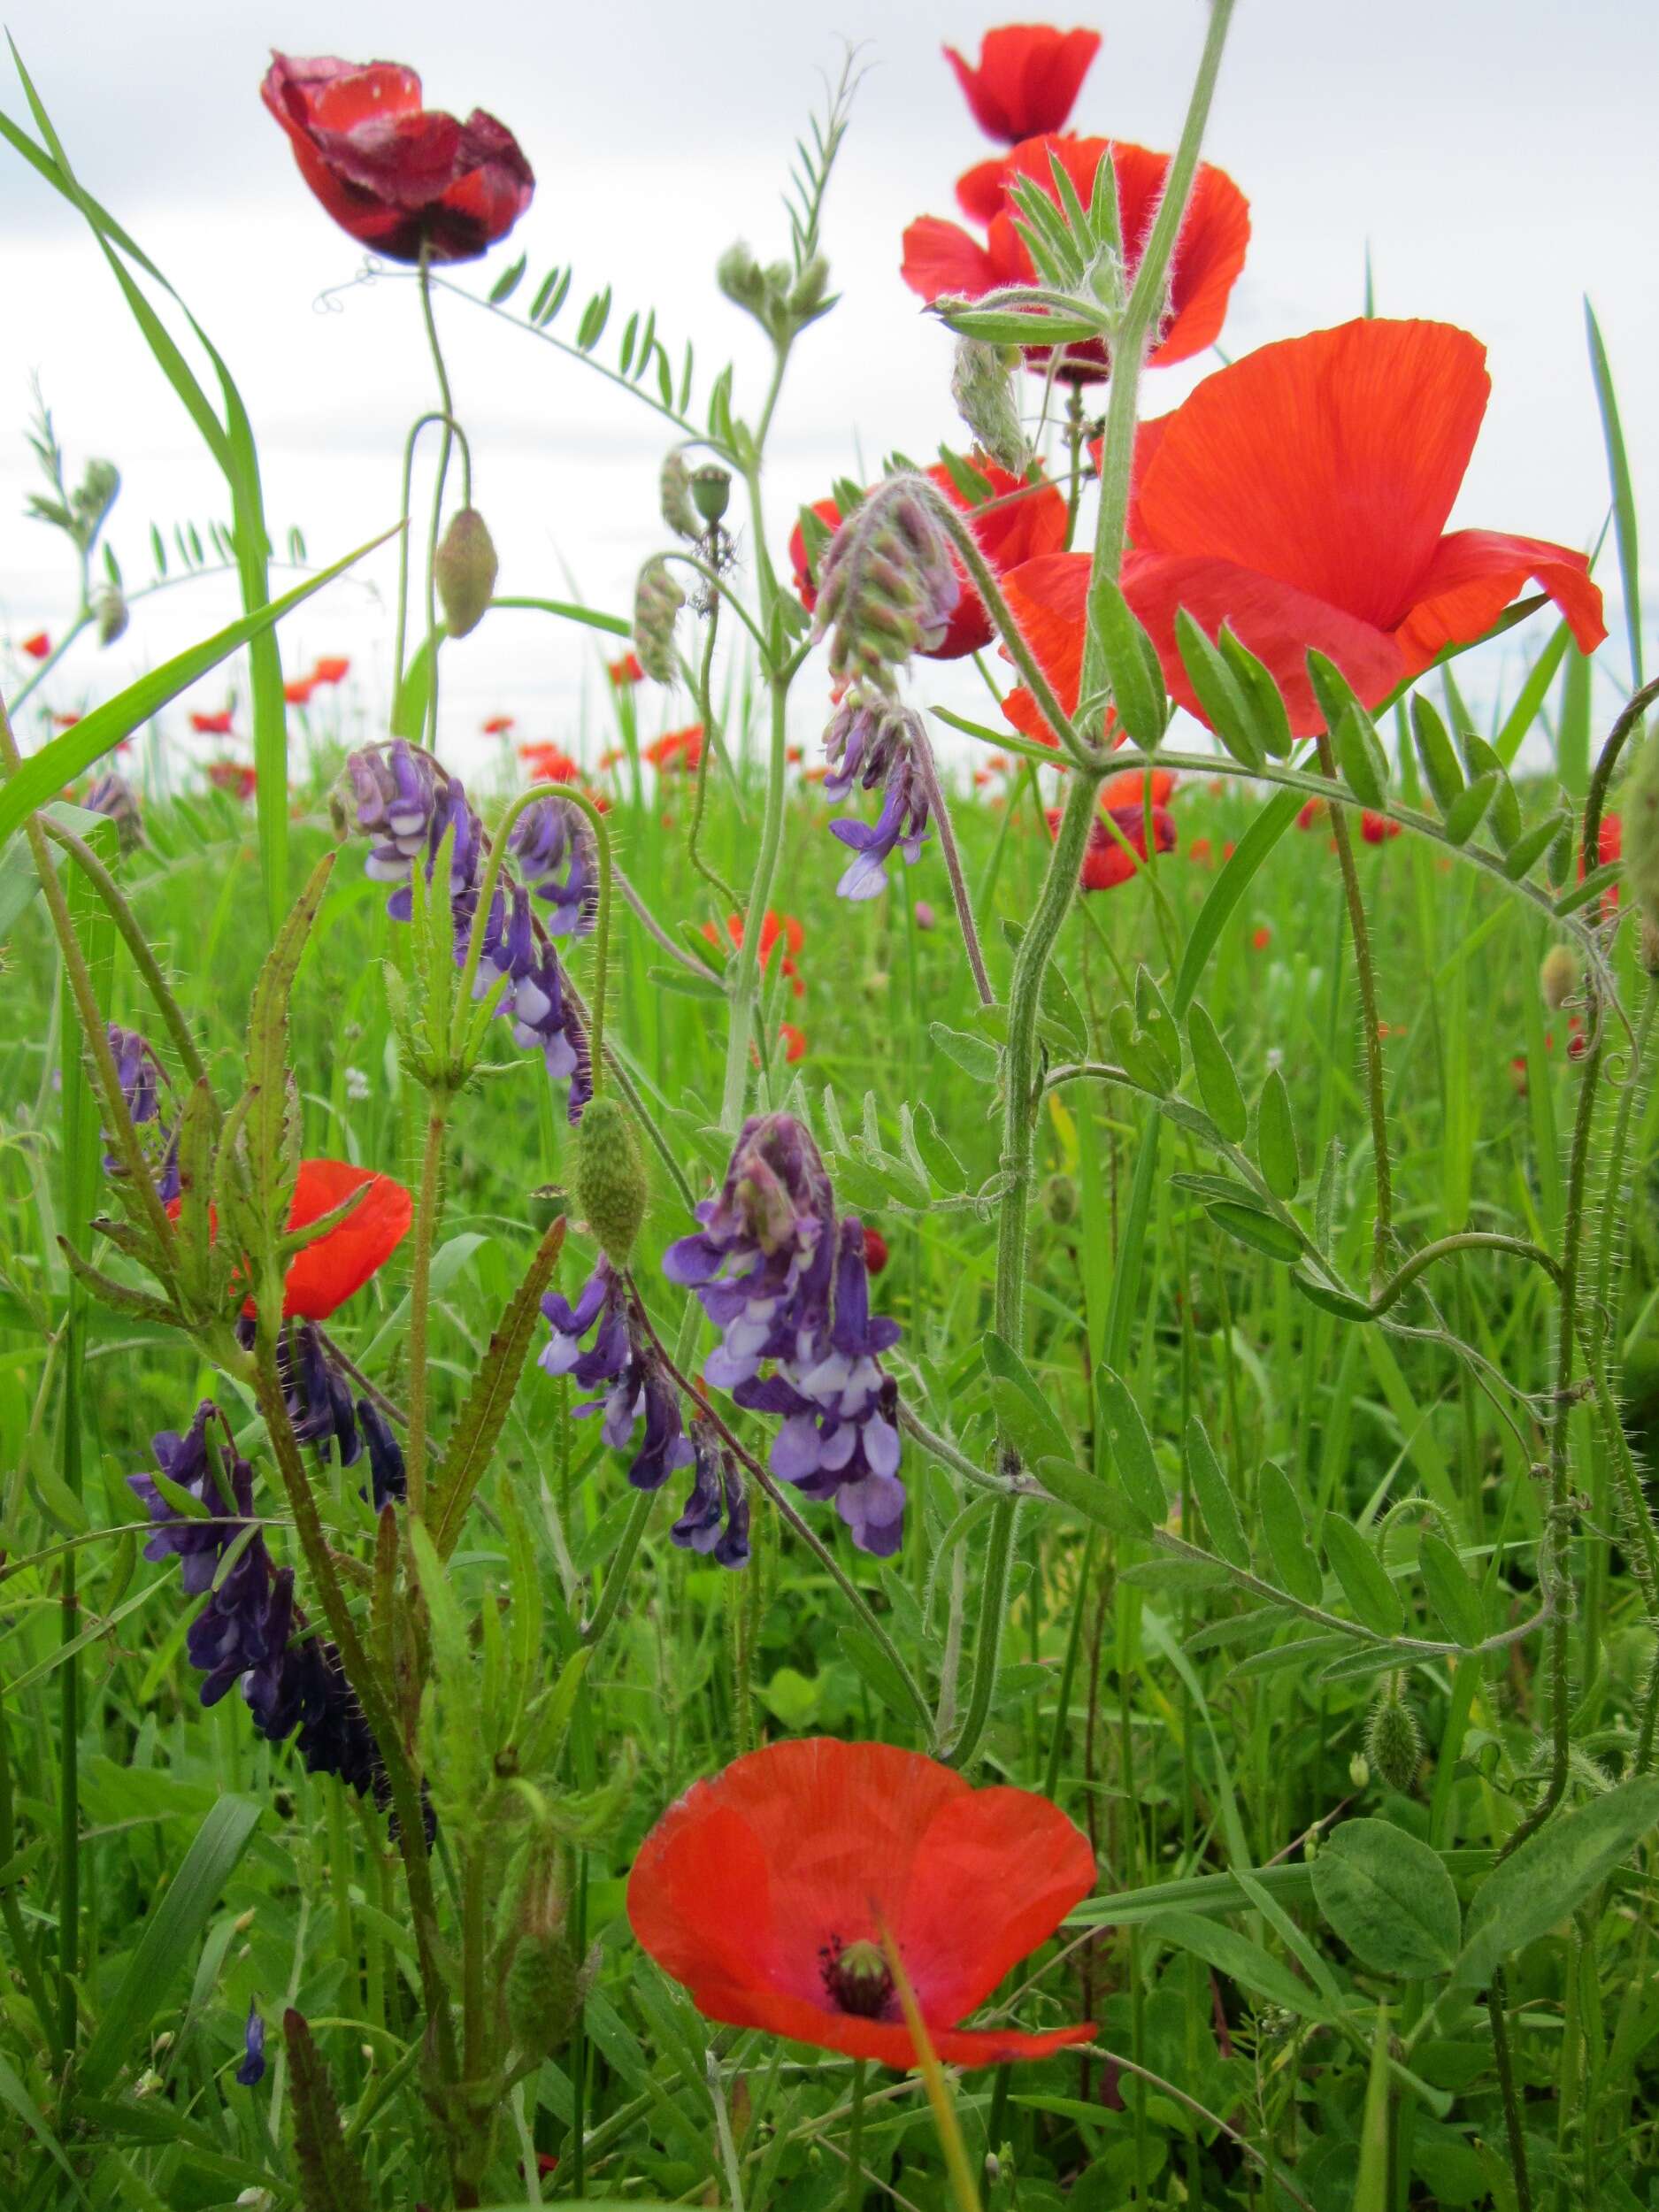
281 1160 412 1320
1121 549 1407 738
664 1983 1094 2071
956 157 1010 224
900 217 1001 304
1100 141 1251 366
1133 319 1491 628
1393 527 1606 677
944 27 1102 145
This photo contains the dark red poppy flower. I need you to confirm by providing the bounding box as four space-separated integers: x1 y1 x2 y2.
863 1226 890 1277
482 713 516 734
944 25 1102 145
1047 800 1177 892
206 760 257 801
902 138 1249 381
792 458 1067 660
1360 811 1402 845
518 740 581 784
190 709 235 736
779 1023 808 1064
21 631 50 660
627 1738 1094 2069
645 726 703 771
261 54 534 265
607 652 645 687
311 655 351 685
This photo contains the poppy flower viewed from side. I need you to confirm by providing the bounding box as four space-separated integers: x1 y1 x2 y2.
607 651 645 687
1047 801 1178 892
310 656 351 685
206 760 257 801
627 1738 1096 2069
944 24 1102 145
778 1022 808 1064
482 713 516 735
645 726 703 772
264 1160 412 1321
791 458 1067 661
1361 811 1402 845
518 740 581 784
261 53 534 265
21 631 50 659
284 675 319 707
902 137 1249 380
190 709 235 736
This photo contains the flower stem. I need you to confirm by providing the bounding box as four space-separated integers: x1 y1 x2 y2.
720 676 790 1132
392 410 472 703
404 1102 450 1519
911 724 994 1007
417 248 457 749
845 2059 868 2212
1316 730 1394 1287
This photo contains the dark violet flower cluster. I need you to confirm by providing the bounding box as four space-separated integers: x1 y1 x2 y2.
511 795 599 941
250 1317 406 1510
664 1113 904 1557
129 1402 386 1802
810 483 961 695
344 740 592 1119
539 1261 749 1567
105 1023 180 1202
821 694 931 902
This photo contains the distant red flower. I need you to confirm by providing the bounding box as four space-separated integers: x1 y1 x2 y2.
311 655 350 685
944 25 1102 144
1296 797 1327 831
284 675 319 706
206 760 257 801
863 1226 890 1277
1585 811 1622 911
902 137 1248 381
607 652 645 687
703 910 805 993
1048 800 1176 891
190 709 235 736
1251 926 1272 952
646 726 703 772
1188 835 1213 865
787 744 804 765
1360 811 1402 845
51 710 81 729
21 631 50 660
792 458 1066 660
261 53 534 265
779 1023 808 1064
518 740 581 783
482 713 516 735
626 1738 1095 2069
1509 1054 1529 1097
598 747 626 771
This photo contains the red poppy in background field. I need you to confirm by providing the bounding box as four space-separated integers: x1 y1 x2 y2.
190 709 235 736
646 726 703 771
206 760 257 801
482 713 515 734
608 652 645 687
1048 800 1177 891
1251 926 1272 952
944 25 1101 144
1100 766 1177 813
1588 811 1621 910
261 54 534 265
703 910 805 995
792 457 1066 660
311 656 350 685
284 675 319 706
902 138 1248 380
1361 811 1402 845
779 1023 808 1064
1296 797 1327 831
518 740 581 783
51 711 81 729
627 1739 1094 2068
21 631 50 659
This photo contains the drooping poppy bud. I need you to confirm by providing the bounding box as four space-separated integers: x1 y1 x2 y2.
1364 1694 1422 1793
572 1096 649 1264
660 451 700 541
434 508 498 638
1540 946 1578 1010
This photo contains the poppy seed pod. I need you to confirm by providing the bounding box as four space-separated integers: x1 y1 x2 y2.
633 557 685 683
1364 1694 1422 1793
1540 945 1579 1010
659 451 701 541
434 508 499 639
950 338 1029 476
691 465 733 526
1620 737 1659 927
573 1096 649 1264
95 585 128 646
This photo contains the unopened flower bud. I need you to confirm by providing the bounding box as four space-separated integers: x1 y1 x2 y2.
660 451 700 541
1364 1695 1422 1793
573 1095 649 1263
507 1930 589 2057
950 339 1028 475
73 458 121 544
717 242 768 318
434 508 498 639
95 585 128 645
1348 1750 1371 1789
1641 918 1659 976
1043 1172 1078 1225
634 557 685 683
912 899 936 931
1540 945 1578 1010
811 482 960 694
691 465 732 526
1622 737 1659 926
788 254 832 319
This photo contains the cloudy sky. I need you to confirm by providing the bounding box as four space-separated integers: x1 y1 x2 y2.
3 0 1654 774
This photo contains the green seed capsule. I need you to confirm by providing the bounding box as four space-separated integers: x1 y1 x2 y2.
434 508 499 639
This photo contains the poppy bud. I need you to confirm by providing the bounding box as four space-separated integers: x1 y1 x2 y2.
634 557 685 684
1622 736 1659 926
434 508 498 639
573 1095 649 1264
660 451 700 541
507 1929 590 2057
1540 946 1578 1010
1043 1172 1078 1225
1642 918 1659 976
95 585 128 646
913 899 936 930
1364 1694 1422 1793
950 338 1029 476
862 1225 889 1277
691 465 732 526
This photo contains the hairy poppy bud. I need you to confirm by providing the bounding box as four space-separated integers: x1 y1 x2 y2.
633 557 685 683
95 585 128 646
434 508 498 639
1364 1694 1422 1793
1641 918 1659 976
1043 1172 1078 1225
660 451 700 541
573 1095 648 1263
950 338 1029 476
507 1929 590 2057
1622 737 1659 926
691 465 732 526
1540 945 1578 1010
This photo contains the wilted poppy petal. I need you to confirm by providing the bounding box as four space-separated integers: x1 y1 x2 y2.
900 217 999 303
281 1160 412 1320
944 27 1102 144
1393 527 1606 677
1121 549 1407 737
1133 320 1491 627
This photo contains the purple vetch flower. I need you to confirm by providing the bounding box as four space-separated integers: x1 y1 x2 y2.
810 484 961 693
672 1417 751 1568
664 1114 905 1556
85 770 143 853
819 694 930 902
243 1317 404 1508
511 795 598 939
129 1401 244 1594
104 1023 180 1202
236 2001 266 2088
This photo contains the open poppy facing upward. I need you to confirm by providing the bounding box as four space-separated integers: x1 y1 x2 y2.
261 52 534 265
627 1738 1095 2069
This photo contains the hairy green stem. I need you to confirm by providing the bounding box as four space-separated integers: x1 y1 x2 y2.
391 410 473 703
416 251 459 749
910 722 994 1006
1317 730 1394 1286
720 676 790 1131
403 1104 450 1519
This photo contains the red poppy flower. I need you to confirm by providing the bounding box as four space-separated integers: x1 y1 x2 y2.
171 1158 411 1322
1586 810 1621 911
1048 800 1176 891
791 458 1067 660
1360 811 1402 845
703 910 805 974
1251 926 1272 952
779 1023 808 1064
261 53 534 265
645 726 703 771
1188 834 1213 865
1100 766 1177 813
311 655 351 685
1296 797 1327 831
190 709 235 736
902 137 1248 382
21 631 50 660
206 760 258 801
863 1226 890 1278
518 740 581 784
283 675 319 707
1102 319 1602 738
626 1739 1095 2070
944 25 1102 145
51 710 81 729
608 652 645 687
482 713 516 735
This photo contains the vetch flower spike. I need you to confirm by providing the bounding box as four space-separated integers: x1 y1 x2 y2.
810 482 961 695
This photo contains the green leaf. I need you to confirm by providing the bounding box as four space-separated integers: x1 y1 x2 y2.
1418 1532 1486 1647
1174 608 1263 769
929 1021 1000 1084
1291 1270 1373 1322
1555 861 1619 917
1217 625 1294 758
1502 810 1569 883
1311 1818 1461 1978
1455 1778 1659 1990
1186 1002 1247 1143
1411 693 1466 814
1172 787 1302 1015
1259 1462 1323 1607
1256 1067 1301 1199
1184 1417 1249 1569
1095 1367 1167 1523
984 1332 1074 1468
1333 705 1387 808
839 1625 918 1718
1586 297 1641 685
1461 733 1522 849
1036 1454 1153 1539
1440 772 1498 846
1321 1514 1404 1634
285 2008 372 2212
1088 576 1166 746
1208 1201 1302 1263
1146 1909 1333 2023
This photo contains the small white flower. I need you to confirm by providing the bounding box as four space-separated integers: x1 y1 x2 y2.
343 1065 371 1102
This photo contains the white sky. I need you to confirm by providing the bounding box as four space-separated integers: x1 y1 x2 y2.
3 0 1655 772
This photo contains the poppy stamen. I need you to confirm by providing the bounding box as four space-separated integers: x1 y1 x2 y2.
821 1937 895 2020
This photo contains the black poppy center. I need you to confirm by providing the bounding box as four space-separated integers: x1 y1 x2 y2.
820 1935 894 2019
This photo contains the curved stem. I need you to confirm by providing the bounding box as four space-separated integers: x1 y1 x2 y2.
910 724 993 1007
1583 675 1659 875
391 410 472 703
